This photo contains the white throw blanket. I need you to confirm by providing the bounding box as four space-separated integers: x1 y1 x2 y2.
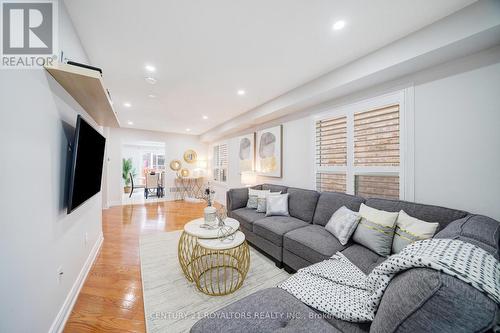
278 239 500 322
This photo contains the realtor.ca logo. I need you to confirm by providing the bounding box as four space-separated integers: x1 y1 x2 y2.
1 0 58 68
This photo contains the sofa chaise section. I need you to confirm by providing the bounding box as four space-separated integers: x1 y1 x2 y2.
190 288 343 333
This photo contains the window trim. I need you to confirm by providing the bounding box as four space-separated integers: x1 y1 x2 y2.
313 89 414 200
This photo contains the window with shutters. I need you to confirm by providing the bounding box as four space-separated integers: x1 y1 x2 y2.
315 91 410 200
213 143 228 183
316 115 347 192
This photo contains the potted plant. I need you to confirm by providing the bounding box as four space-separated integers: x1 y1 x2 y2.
122 158 136 193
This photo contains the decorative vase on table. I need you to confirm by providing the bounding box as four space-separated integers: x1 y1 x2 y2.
201 183 217 229
204 206 216 225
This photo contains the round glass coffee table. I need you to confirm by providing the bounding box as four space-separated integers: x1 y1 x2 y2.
177 217 240 282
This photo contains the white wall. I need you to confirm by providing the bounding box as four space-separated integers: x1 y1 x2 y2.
106 127 207 205
212 49 500 220
413 62 500 219
0 3 103 333
210 117 315 204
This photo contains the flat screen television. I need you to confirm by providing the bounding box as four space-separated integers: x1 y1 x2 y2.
67 115 106 214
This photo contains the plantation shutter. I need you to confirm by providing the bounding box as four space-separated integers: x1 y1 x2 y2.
354 105 399 166
316 116 347 166
316 115 347 192
213 143 228 182
355 175 399 200
219 143 228 182
316 173 346 193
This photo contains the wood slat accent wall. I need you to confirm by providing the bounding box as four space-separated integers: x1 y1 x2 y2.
354 105 400 166
355 175 399 199
316 116 347 166
316 173 346 193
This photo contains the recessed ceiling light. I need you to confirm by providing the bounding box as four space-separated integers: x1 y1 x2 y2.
202 115 208 120
127 121 134 125
145 77 157 85
148 94 156 98
332 20 346 31
186 128 191 132
145 64 156 72
237 90 246 96
123 102 132 107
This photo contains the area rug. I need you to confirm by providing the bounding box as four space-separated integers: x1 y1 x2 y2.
140 230 290 333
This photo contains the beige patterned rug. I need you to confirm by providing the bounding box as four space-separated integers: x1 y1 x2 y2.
140 230 290 333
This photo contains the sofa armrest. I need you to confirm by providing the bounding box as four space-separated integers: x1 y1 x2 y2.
226 187 250 212
370 268 497 333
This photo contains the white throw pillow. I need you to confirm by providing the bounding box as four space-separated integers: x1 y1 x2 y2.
359 204 399 227
392 210 439 253
352 204 399 257
247 189 270 209
266 193 289 216
256 192 281 213
325 206 361 245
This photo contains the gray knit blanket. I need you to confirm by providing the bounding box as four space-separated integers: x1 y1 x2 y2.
278 239 500 322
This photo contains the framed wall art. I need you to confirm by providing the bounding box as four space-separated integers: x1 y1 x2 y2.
237 133 255 173
256 125 282 178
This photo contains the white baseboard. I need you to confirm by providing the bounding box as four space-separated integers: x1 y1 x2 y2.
107 200 122 207
48 233 104 333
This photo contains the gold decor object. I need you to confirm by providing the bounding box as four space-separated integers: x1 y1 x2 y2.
191 241 250 296
177 232 198 281
180 168 190 177
170 159 182 171
183 149 197 164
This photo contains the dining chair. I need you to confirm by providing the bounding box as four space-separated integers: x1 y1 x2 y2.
129 172 145 198
145 173 159 199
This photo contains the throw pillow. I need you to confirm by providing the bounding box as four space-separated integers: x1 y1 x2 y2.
352 204 399 257
392 210 439 253
247 189 270 209
256 192 281 213
266 193 289 216
325 206 361 245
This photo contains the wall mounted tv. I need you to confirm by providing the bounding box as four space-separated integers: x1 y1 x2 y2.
67 115 106 214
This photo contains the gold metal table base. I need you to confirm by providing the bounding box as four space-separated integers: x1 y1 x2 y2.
178 231 198 282
191 241 250 296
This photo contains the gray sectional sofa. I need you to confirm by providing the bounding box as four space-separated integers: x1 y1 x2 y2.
191 184 499 333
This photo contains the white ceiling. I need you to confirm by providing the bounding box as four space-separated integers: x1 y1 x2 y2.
64 0 476 135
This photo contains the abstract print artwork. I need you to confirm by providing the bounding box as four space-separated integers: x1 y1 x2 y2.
238 133 255 172
256 125 282 177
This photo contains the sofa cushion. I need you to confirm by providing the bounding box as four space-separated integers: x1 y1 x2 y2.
231 207 265 230
392 210 439 253
253 216 309 247
287 187 320 223
325 206 361 245
190 288 340 333
313 192 365 226
365 198 467 231
370 268 497 333
352 204 399 257
340 244 385 274
266 193 289 216
262 183 288 193
284 225 347 263
435 214 500 259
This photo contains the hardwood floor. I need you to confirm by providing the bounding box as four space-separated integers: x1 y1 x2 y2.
64 201 208 333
